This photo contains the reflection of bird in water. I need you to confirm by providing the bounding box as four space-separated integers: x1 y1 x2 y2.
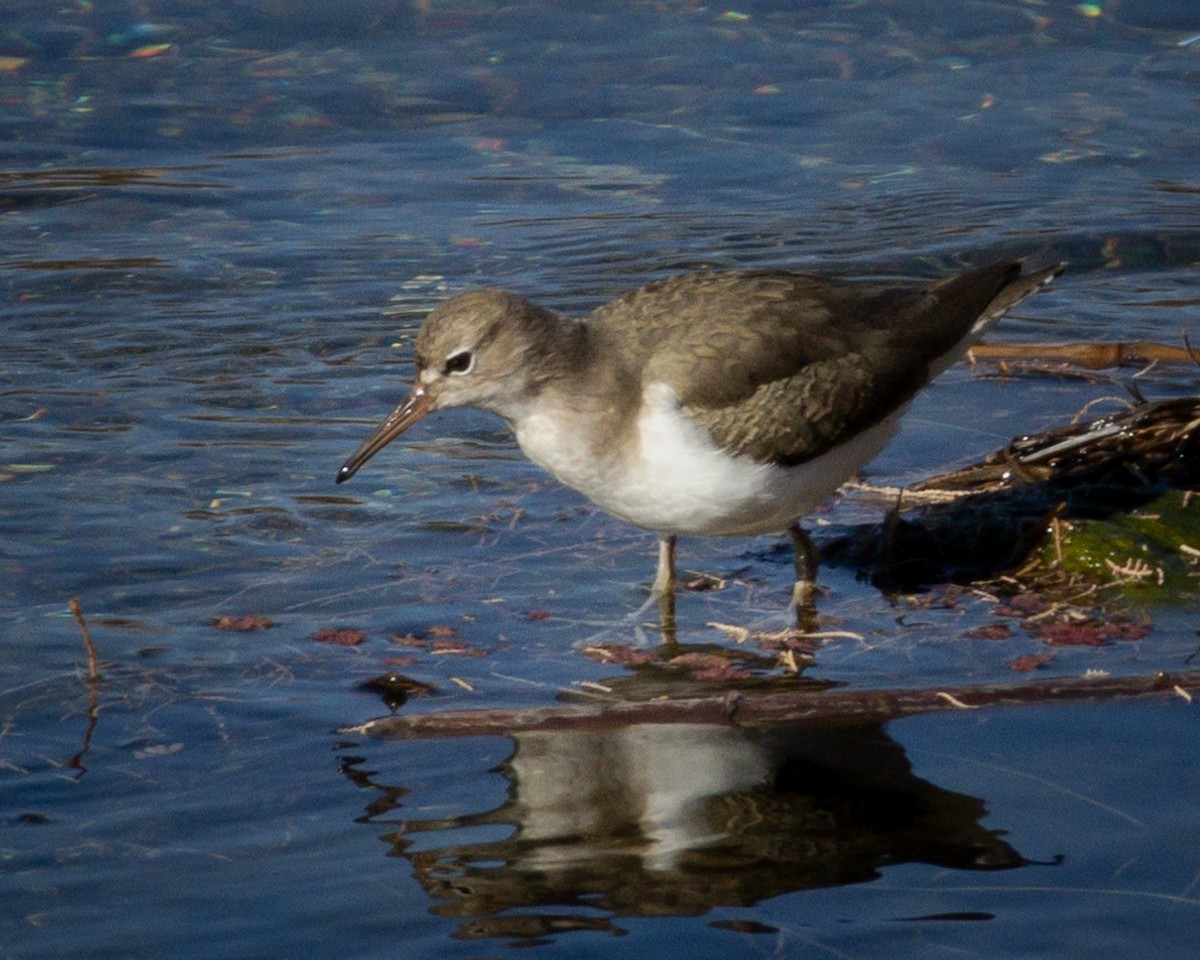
357 721 1026 930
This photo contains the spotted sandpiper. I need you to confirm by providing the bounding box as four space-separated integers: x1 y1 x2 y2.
337 259 1063 629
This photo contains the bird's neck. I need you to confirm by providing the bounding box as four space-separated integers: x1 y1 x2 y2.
500 318 642 475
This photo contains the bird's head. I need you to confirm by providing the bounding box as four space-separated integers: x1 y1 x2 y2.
336 289 567 483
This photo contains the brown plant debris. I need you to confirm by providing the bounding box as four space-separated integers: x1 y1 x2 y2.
666 652 755 682
829 395 1200 595
580 642 775 683
390 633 430 648
314 627 366 646
1009 653 1056 672
582 643 658 666
968 339 1199 370
69 598 101 683
430 638 489 657
1029 617 1150 648
966 623 1013 641
211 614 275 632
684 573 726 592
912 395 1200 495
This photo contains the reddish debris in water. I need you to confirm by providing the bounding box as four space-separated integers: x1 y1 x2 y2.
389 633 430 648
1033 621 1106 647
966 623 1013 641
1009 652 1056 672
1031 618 1150 647
993 591 1055 618
430 638 488 657
427 624 458 638
667 652 725 669
904 585 968 610
211 615 275 632
755 634 820 654
1105 620 1152 641
667 652 754 681
693 665 755 681
526 609 553 621
314 628 365 646
581 643 657 665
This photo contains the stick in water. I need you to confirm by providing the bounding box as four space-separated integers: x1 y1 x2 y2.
69 598 102 683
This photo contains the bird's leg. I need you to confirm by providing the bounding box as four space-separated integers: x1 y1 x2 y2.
787 523 819 629
652 534 677 595
652 534 678 642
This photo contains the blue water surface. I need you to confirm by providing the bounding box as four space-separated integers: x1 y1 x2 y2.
2 1 1198 957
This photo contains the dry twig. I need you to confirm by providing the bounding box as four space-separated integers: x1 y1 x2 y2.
69 597 101 684
343 670 1199 740
969 340 1200 370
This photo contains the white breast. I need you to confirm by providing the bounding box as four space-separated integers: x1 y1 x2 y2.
514 381 900 538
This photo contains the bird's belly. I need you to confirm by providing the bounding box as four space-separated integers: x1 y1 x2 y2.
604 412 898 536
515 391 900 538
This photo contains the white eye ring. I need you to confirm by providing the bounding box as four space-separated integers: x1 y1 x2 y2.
443 350 474 376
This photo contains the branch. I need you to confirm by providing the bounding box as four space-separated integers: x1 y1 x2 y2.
969 340 1200 369
69 597 101 683
344 669 1198 740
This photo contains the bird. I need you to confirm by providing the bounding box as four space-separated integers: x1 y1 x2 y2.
336 259 1063 631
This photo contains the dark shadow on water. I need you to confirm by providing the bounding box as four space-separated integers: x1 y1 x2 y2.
0 164 230 214
340 721 1028 943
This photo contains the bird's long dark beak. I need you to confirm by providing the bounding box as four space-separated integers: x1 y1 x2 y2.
336 387 434 484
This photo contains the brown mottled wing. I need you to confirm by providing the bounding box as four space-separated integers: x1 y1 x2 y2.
585 262 1059 465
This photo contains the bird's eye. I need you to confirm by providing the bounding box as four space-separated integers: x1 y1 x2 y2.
443 351 473 375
